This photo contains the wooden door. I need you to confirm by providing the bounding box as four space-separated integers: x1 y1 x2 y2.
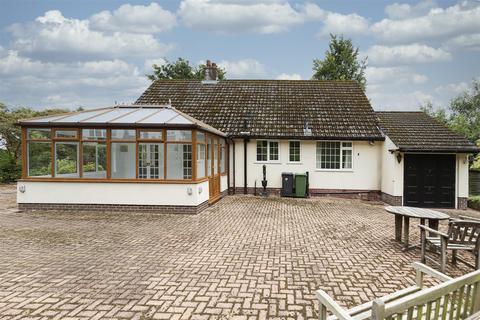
208 136 221 203
404 154 455 208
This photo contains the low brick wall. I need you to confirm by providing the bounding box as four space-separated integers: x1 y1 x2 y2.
229 187 380 200
381 192 403 206
19 200 210 215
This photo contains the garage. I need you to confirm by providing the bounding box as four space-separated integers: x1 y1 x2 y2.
404 154 456 208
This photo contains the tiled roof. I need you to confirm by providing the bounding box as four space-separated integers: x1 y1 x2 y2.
376 111 479 153
135 80 384 140
18 105 227 137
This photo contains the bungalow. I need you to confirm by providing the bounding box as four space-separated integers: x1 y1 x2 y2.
16 63 479 212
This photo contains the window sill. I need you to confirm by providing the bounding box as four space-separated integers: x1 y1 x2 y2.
254 161 281 164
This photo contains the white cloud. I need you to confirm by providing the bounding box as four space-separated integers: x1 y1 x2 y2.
318 12 370 36
366 66 428 85
434 81 471 96
384 0 437 20
443 33 480 51
178 0 305 34
143 58 167 72
368 88 435 110
8 10 173 62
372 2 480 44
217 59 266 78
365 43 451 65
276 73 301 80
90 3 176 34
0 50 148 108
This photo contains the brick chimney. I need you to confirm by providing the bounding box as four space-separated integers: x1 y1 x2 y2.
204 60 218 81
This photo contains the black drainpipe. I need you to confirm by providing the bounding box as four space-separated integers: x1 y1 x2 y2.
232 139 236 195
244 138 248 194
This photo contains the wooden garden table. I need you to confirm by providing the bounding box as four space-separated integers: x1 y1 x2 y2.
385 206 450 251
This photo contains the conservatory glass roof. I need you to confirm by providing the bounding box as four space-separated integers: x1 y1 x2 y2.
19 104 226 137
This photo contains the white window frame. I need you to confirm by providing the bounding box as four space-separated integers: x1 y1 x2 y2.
316 141 353 171
256 140 280 163
288 140 301 163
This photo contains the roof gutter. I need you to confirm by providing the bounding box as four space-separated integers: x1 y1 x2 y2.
389 148 480 154
228 134 385 141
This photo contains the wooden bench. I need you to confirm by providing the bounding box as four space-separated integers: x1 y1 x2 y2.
317 262 480 320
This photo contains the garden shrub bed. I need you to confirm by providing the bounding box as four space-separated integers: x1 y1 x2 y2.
469 196 480 211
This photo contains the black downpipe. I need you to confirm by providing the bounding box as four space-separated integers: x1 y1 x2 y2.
244 138 248 194
232 140 236 194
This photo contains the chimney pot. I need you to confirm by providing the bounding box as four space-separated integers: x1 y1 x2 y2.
204 59 218 81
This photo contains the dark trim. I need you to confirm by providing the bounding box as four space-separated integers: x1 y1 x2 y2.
19 123 227 137
398 148 480 154
230 134 385 141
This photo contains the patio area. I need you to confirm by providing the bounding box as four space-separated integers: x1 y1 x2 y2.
0 184 477 320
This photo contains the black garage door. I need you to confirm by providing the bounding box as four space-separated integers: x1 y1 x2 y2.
404 154 455 208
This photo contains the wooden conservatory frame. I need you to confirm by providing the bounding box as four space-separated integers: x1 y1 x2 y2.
20 127 228 184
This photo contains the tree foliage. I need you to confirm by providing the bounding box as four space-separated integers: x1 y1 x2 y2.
146 58 226 81
312 34 367 91
421 80 480 169
0 103 70 182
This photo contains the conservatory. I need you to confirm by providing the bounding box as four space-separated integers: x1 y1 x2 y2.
17 104 228 214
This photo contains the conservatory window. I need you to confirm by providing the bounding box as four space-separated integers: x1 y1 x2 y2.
55 142 79 177
166 144 192 179
111 142 135 179
82 142 107 178
27 142 52 177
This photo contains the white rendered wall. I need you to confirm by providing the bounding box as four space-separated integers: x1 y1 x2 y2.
380 136 404 197
457 153 469 198
17 180 210 206
230 139 382 190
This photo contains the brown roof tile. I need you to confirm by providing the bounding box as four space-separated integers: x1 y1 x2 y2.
376 111 479 153
135 80 384 140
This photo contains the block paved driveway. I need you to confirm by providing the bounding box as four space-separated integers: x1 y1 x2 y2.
0 184 477 320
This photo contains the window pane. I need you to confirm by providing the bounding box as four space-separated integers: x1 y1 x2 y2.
139 131 163 140
55 130 77 138
289 141 300 162
167 144 192 179
28 128 51 140
197 144 206 178
111 129 135 140
167 130 191 142
197 131 206 143
28 142 52 177
342 149 352 169
269 141 279 161
138 143 164 179
342 142 352 148
82 129 106 140
55 142 79 177
111 142 135 178
256 140 267 161
82 142 107 178
317 141 340 169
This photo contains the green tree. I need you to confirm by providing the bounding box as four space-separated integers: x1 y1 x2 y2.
421 80 480 169
147 58 226 81
312 34 367 90
0 103 69 182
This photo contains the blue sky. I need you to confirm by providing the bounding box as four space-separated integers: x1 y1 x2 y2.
0 0 479 111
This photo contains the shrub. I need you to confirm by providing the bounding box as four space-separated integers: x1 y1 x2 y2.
469 196 480 211
0 151 21 183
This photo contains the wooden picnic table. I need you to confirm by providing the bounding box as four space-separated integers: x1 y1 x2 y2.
385 206 450 251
